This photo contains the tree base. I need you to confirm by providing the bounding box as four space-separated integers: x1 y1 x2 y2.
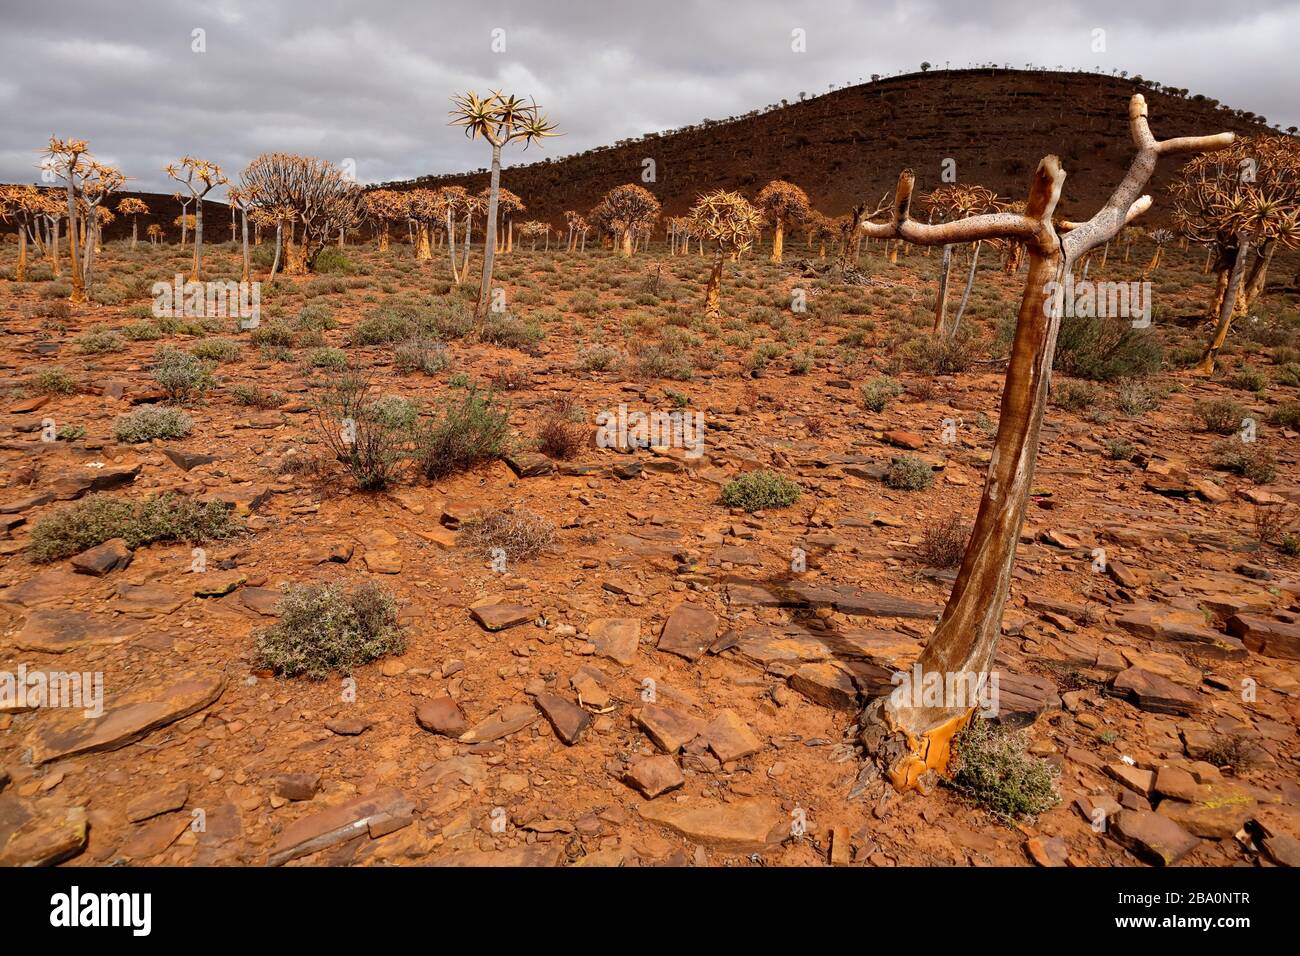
858 697 972 793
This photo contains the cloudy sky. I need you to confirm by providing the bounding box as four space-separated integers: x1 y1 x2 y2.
2 0 1296 197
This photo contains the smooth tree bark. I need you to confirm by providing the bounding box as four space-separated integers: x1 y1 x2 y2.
856 95 1232 792
476 141 502 319
1199 230 1252 373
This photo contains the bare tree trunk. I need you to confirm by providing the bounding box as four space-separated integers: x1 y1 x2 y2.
933 244 953 333
770 217 785 263
475 142 502 320
131 217 139 250
64 178 84 303
950 239 982 334
1199 232 1251 373
1241 239 1274 309
240 207 251 284
269 219 283 283
703 254 723 318
191 198 204 281
445 209 459 284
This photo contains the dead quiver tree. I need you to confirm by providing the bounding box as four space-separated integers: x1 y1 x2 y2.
855 95 1232 794
241 154 362 275
1169 135 1300 372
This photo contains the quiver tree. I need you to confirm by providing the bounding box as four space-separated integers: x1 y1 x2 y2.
145 223 164 245
1169 135 1300 372
756 180 810 263
598 184 661 257
518 220 548 250
42 138 123 303
406 189 439 260
923 184 1001 335
437 186 467 281
0 185 46 281
363 190 407 253
686 189 762 319
173 192 193 246
449 91 557 320
241 153 364 275
484 188 524 253
566 212 589 252
1141 227 1174 277
166 157 227 281
116 197 148 249
854 95 1231 794
805 213 837 259
226 186 253 283
93 207 113 254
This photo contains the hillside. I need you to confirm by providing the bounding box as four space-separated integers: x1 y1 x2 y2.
384 69 1279 226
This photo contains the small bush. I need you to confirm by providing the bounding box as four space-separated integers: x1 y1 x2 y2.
577 343 621 372
394 337 449 375
949 717 1061 822
249 320 297 348
76 325 125 354
314 375 411 490
460 506 557 562
478 313 546 353
1227 365 1268 393
29 492 241 562
153 346 215 402
720 469 802 512
190 337 242 363
861 375 903 412
1054 313 1160 381
230 384 286 408
1052 379 1106 412
413 388 510 479
1116 379 1160 416
1104 438 1136 461
899 334 972 375
307 347 348 369
112 405 193 443
312 246 354 275
1194 398 1247 435
1210 438 1276 483
33 367 78 395
885 455 934 491
123 320 164 341
1269 401 1300 431
254 581 405 679
537 399 584 460
917 514 969 567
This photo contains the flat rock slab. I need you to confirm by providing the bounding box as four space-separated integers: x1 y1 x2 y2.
505 452 556 478
458 702 539 743
1111 666 1200 716
28 676 225 765
1115 605 1246 660
534 692 591 745
69 538 132 576
994 672 1063 728
635 703 705 753
657 604 718 661
789 662 860 710
703 709 762 764
117 814 190 861
638 797 788 852
432 845 563 867
0 796 87 867
268 787 414 866
1110 808 1200 866
588 617 640 665
415 696 470 738
114 581 188 617
624 755 685 798
12 608 140 654
1156 783 1256 839
470 603 535 632
0 569 92 608
127 784 190 823
1226 613 1300 661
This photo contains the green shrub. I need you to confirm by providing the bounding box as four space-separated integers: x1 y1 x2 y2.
394 337 449 375
76 325 124 354
112 405 193 443
1054 313 1161 381
1104 438 1136 461
898 334 972 375
253 581 405 679
949 717 1061 822
230 384 286 408
29 492 242 562
478 313 546 353
1210 438 1276 483
249 320 297 348
123 320 164 341
1194 398 1247 435
152 346 215 402
313 375 410 490
1052 378 1106 412
1269 401 1300 430
1227 365 1268 393
190 337 242 363
312 246 354 275
307 347 348 369
720 469 802 512
413 388 510 479
1116 379 1161 416
577 343 621 372
33 367 78 395
885 455 934 491
861 375 903 412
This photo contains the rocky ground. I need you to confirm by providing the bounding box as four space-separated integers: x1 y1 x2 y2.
0 235 1297 868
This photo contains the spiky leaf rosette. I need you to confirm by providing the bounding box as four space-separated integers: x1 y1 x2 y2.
687 190 763 255
1170 135 1300 247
